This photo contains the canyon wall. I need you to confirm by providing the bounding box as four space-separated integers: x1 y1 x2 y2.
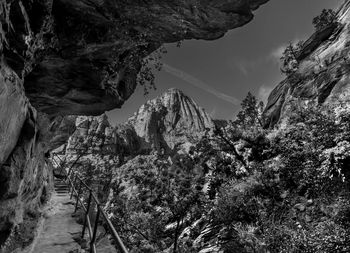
265 2 350 127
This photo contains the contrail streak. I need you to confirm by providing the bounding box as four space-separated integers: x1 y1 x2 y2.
162 63 240 105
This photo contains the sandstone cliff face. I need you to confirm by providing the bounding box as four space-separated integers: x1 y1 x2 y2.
0 0 268 248
265 2 350 127
63 114 140 159
0 107 54 249
67 114 118 155
128 88 215 153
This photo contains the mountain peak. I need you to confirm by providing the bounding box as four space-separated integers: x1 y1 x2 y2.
166 87 183 94
128 88 215 152
153 88 191 106
163 88 188 98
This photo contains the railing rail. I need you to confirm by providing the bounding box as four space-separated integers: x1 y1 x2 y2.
65 170 128 253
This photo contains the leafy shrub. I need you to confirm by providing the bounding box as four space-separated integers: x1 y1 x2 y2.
214 179 263 225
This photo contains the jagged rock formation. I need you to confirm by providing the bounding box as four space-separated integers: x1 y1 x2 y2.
127 88 215 153
65 88 215 157
62 114 139 159
265 2 350 127
0 0 269 249
66 114 122 155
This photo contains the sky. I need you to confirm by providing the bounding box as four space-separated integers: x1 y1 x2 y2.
107 0 341 125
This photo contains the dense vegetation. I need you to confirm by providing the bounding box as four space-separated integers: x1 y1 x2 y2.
200 96 350 252
61 92 350 252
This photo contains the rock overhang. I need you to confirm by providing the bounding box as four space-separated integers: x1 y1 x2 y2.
2 0 270 117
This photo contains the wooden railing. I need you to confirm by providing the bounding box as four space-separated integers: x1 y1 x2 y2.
66 170 128 253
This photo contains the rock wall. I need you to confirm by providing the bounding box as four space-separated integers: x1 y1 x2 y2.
265 2 350 127
0 104 54 249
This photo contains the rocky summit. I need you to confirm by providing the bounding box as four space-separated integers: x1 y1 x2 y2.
127 88 215 153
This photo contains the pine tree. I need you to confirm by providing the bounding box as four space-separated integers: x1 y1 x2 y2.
234 92 264 129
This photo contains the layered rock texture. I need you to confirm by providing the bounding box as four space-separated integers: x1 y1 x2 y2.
127 88 215 153
265 2 350 127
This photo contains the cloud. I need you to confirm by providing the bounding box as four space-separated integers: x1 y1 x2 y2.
162 63 240 105
232 38 303 75
234 60 262 76
269 45 286 63
232 53 279 75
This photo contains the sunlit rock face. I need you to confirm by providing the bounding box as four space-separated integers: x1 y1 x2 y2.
66 114 120 155
265 2 350 127
128 88 215 153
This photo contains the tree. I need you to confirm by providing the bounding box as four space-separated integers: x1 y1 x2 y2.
219 92 268 166
280 41 304 76
108 154 206 252
234 92 264 129
268 102 348 196
193 93 268 199
165 154 205 253
313 9 337 32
